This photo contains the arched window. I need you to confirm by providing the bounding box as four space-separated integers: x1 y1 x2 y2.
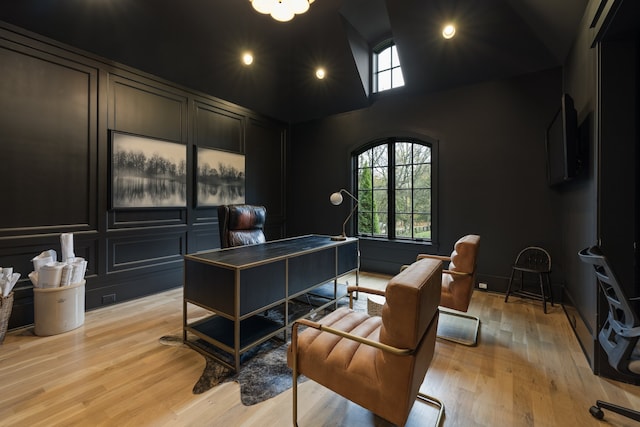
355 138 434 242
372 41 404 93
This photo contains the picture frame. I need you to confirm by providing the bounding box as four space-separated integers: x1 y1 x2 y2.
110 132 187 208
196 146 245 207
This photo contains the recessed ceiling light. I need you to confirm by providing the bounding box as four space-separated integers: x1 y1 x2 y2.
242 52 254 65
442 24 456 39
315 68 326 79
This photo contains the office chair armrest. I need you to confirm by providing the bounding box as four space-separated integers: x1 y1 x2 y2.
417 254 452 262
292 318 414 356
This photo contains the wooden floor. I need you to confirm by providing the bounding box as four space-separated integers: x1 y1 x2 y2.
1 272 639 427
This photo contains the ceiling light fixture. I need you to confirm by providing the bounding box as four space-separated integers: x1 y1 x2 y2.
250 0 315 23
442 24 456 39
242 52 254 65
315 67 326 79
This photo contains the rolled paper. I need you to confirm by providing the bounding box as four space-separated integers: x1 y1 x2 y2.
60 264 73 287
32 251 55 273
60 233 75 263
38 262 65 288
70 259 87 284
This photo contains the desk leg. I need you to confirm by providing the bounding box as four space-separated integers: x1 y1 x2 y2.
182 298 187 342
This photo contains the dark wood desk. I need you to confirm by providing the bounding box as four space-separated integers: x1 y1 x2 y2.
183 234 359 371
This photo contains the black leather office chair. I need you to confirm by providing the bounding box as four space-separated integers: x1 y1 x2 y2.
578 246 640 422
217 204 266 248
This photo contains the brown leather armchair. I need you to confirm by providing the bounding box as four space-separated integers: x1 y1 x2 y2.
287 258 444 427
217 204 267 248
416 234 481 346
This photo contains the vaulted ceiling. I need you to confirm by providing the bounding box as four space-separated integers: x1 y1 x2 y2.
0 0 589 123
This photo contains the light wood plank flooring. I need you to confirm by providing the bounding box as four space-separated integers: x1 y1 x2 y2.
1 272 638 427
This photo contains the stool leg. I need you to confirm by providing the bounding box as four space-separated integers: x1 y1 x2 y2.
505 268 516 302
545 273 554 307
539 273 547 314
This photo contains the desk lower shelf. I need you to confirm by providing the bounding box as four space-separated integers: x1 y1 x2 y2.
184 282 351 370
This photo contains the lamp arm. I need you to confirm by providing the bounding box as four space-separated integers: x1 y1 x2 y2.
342 202 359 238
338 188 358 203
338 189 359 238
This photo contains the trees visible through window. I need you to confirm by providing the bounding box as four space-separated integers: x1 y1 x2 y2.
373 42 404 93
356 139 432 241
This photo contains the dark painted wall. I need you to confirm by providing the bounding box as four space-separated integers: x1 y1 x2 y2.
562 0 639 382
288 67 565 292
0 24 287 329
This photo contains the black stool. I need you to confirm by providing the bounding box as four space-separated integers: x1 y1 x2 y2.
504 246 554 313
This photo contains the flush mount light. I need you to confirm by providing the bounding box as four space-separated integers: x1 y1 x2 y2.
242 52 254 65
315 67 326 79
250 0 315 23
442 24 456 39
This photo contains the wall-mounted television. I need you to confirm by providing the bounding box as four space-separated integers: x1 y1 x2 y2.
546 93 581 186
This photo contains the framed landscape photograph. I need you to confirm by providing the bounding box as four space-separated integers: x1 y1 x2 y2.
196 147 245 207
110 132 187 208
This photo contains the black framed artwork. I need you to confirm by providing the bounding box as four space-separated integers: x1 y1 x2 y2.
196 146 245 207
110 132 187 208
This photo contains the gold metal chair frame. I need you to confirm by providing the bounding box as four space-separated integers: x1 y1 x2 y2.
289 286 445 426
404 259 481 347
436 269 480 347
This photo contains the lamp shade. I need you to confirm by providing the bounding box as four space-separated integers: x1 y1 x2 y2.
330 192 343 205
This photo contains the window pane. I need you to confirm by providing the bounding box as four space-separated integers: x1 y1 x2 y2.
372 145 387 166
414 214 431 239
395 142 411 165
395 165 411 189
395 188 411 214
358 149 372 168
377 47 391 70
358 211 372 235
413 188 431 212
375 212 388 237
391 45 400 67
377 70 391 91
413 144 431 163
392 68 405 88
414 163 431 187
372 166 387 189
396 213 412 238
373 188 387 213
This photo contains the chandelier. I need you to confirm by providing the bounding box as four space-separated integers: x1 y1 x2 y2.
250 0 315 22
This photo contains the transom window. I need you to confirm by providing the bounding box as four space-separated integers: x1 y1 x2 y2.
373 41 405 93
355 138 433 241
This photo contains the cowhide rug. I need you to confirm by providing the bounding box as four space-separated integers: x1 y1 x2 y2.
159 334 303 405
161 292 366 405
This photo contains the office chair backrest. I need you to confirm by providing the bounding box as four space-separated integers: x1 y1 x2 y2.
579 245 640 377
217 204 267 248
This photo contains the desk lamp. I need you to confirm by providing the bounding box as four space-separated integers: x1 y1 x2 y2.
330 189 358 241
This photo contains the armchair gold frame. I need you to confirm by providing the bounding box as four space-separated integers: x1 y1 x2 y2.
289 283 444 427
415 254 479 346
